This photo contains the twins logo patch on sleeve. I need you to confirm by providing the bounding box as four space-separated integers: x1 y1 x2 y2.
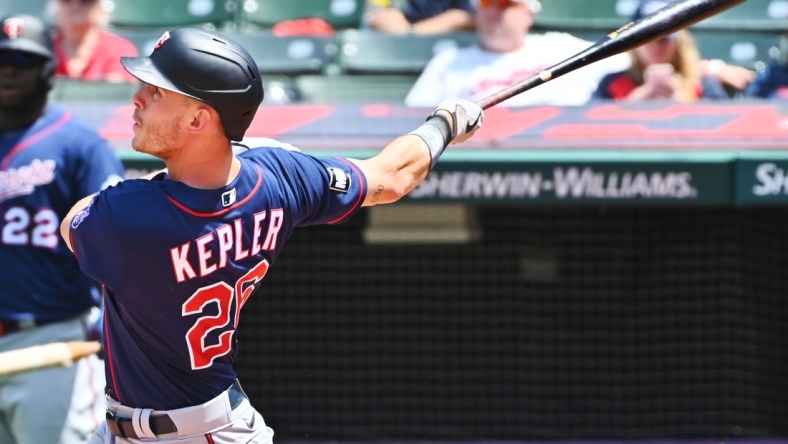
70 196 97 229
327 167 351 193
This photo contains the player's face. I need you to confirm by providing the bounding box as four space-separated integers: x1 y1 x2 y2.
0 50 47 113
476 2 532 53
130 83 190 158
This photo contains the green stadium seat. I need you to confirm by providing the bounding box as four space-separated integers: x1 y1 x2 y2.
692 29 781 70
533 0 787 33
533 0 631 31
240 0 364 30
107 0 238 28
293 74 417 103
0 0 50 18
262 75 299 104
49 79 139 102
221 30 339 75
337 30 478 75
691 0 787 31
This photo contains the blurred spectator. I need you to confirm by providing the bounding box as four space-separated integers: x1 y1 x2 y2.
743 59 788 99
593 30 729 101
404 0 629 106
50 0 138 82
593 0 732 101
700 57 755 93
365 0 475 35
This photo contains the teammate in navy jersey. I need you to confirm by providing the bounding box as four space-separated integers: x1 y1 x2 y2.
0 14 124 444
61 27 482 443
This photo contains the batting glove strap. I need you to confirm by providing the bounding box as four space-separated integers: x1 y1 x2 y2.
409 114 452 170
433 97 483 144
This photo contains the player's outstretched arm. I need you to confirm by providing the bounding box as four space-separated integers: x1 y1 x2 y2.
352 97 482 207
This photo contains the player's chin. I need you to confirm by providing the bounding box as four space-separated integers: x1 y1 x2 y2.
130 136 147 154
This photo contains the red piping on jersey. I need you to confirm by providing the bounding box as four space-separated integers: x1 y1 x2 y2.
166 165 263 217
104 308 122 402
1 111 73 170
328 158 365 225
205 434 215 443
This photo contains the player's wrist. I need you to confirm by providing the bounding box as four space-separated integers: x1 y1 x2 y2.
408 114 452 170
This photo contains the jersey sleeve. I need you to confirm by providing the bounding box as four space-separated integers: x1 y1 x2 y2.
256 148 367 227
68 186 125 290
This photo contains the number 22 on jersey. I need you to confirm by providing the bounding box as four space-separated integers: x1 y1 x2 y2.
183 258 269 369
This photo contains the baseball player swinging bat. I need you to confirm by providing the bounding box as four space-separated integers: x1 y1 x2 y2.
0 341 101 376
477 0 744 109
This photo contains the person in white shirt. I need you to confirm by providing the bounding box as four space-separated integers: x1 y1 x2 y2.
405 0 629 107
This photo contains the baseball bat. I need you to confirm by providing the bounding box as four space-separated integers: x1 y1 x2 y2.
0 341 101 376
477 0 744 109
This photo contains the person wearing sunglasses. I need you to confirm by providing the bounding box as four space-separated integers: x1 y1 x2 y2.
50 0 138 82
0 13 124 444
404 0 630 107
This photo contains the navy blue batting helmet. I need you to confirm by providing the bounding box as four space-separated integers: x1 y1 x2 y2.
121 28 264 141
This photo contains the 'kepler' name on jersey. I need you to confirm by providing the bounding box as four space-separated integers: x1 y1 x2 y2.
169 208 284 283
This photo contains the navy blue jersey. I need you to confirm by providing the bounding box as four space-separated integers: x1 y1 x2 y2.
0 106 124 321
402 0 475 21
592 70 729 101
68 145 367 410
744 61 788 99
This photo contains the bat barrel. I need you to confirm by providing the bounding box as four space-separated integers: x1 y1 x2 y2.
476 0 745 109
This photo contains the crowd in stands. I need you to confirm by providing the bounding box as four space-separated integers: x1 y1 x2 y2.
2 0 785 103
404 0 632 106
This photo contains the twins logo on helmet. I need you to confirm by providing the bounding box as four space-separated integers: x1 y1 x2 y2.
153 31 170 50
3 18 24 39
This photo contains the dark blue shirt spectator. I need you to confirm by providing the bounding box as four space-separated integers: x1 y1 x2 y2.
402 0 474 22
365 0 475 34
744 61 788 99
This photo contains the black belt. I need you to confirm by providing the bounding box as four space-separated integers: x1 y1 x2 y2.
0 318 61 336
106 380 247 440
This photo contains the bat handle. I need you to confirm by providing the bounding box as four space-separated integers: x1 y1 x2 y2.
476 70 552 110
477 93 504 110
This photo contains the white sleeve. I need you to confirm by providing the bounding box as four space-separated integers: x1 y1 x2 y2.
404 48 459 107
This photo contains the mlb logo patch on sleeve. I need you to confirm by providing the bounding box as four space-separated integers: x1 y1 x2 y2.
327 167 351 193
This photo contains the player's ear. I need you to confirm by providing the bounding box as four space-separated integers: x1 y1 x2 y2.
188 106 214 134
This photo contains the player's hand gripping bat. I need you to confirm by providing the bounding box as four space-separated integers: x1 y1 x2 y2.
0 341 101 376
477 0 744 109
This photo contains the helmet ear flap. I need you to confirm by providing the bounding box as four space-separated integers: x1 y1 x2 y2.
41 58 56 89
